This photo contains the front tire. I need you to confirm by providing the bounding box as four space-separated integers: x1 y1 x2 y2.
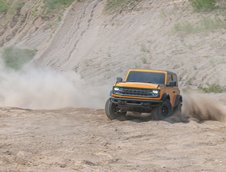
105 99 126 120
152 99 173 120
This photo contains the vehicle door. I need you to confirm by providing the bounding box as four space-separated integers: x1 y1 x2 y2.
166 73 178 107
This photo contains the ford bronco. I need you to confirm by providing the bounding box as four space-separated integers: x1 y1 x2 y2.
105 69 182 120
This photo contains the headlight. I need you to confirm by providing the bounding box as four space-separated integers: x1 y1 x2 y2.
114 87 120 91
152 90 160 97
113 87 123 95
152 90 159 94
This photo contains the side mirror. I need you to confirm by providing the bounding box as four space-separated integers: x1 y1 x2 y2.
167 81 176 87
116 77 123 83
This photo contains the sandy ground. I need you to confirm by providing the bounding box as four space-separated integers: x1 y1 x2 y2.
1 107 226 172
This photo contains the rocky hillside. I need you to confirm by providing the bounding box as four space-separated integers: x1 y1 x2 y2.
0 0 74 49
1 0 226 90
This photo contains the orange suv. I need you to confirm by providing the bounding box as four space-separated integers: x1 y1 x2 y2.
105 69 182 120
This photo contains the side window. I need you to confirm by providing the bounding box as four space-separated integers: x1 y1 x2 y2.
173 74 178 86
171 75 174 82
168 74 173 82
167 74 173 86
167 73 177 87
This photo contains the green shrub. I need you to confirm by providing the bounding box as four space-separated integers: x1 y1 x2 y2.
0 0 8 13
174 17 226 34
7 2 25 16
201 84 226 93
46 0 75 10
105 0 139 13
190 0 216 11
174 22 195 33
2 47 37 70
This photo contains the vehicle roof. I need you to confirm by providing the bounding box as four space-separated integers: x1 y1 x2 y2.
128 69 177 75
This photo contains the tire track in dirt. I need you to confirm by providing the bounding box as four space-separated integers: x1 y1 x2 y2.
65 0 103 64
37 0 104 68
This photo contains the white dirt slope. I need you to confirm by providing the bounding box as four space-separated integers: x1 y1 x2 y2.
35 0 226 88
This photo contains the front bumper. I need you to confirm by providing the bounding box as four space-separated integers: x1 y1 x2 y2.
110 97 162 113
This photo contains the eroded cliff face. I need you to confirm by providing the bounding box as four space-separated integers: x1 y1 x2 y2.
36 0 226 88
1 0 226 88
0 0 73 50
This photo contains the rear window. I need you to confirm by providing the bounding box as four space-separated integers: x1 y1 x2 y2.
127 71 165 84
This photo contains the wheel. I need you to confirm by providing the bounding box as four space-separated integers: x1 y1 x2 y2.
174 100 182 114
152 99 173 120
105 99 127 120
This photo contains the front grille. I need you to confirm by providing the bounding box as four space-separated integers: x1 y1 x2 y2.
113 87 159 98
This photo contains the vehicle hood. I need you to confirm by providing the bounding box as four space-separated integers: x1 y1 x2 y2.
115 82 160 89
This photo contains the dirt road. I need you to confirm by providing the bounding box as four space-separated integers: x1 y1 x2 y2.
1 107 226 172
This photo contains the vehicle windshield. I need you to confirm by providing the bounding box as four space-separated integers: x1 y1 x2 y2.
126 71 165 84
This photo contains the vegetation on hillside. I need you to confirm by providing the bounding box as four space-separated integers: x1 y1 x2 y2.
106 0 218 13
0 0 8 13
3 47 37 70
174 0 226 34
174 17 226 34
45 0 76 11
0 1 26 14
0 0 76 14
105 0 140 13
190 0 216 11
200 84 226 93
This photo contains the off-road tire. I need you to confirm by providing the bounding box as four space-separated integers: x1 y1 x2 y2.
152 99 173 120
174 100 182 114
105 99 127 120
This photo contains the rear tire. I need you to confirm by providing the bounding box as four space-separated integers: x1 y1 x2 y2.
152 99 173 120
174 100 182 113
105 99 127 120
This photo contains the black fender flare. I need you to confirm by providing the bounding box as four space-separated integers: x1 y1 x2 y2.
162 93 170 101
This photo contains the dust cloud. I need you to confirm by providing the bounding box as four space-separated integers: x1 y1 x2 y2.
182 93 226 122
1 55 226 121
0 59 108 109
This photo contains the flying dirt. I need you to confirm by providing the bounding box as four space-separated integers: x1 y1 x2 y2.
183 93 226 122
0 57 225 122
0 58 109 109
